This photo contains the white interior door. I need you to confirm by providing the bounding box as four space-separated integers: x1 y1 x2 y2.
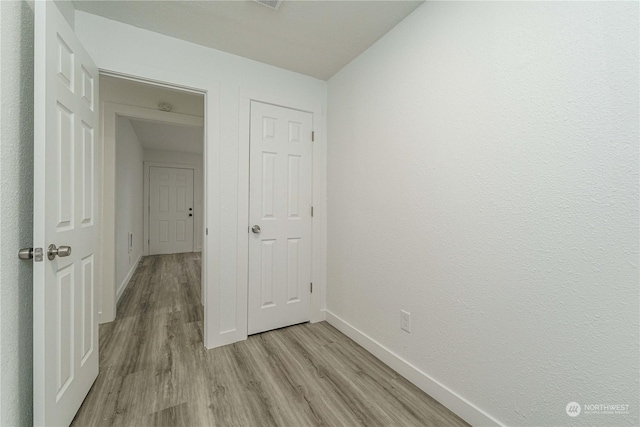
248 102 313 335
33 1 100 425
149 166 195 255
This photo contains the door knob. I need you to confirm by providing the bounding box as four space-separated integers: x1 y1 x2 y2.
251 225 261 234
189 214 193 217
47 244 71 260
18 248 33 260
18 247 43 261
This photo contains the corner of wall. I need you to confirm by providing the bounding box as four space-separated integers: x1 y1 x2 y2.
116 253 142 302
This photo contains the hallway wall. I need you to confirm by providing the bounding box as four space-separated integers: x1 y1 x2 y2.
115 117 144 300
0 1 34 425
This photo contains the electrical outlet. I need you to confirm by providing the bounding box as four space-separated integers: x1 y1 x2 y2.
401 310 411 333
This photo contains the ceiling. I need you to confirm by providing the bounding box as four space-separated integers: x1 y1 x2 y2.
129 118 204 154
72 0 424 80
101 75 205 117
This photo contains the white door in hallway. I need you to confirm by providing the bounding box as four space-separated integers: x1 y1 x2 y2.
33 1 100 425
149 166 195 254
248 102 313 335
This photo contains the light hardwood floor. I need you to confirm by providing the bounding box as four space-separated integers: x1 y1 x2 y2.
72 253 468 426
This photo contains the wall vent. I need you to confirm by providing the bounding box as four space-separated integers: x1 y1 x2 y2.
254 0 283 11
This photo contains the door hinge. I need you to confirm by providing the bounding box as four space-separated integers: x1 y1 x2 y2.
311 206 314 217
206 228 208 236
312 131 315 142
310 282 313 293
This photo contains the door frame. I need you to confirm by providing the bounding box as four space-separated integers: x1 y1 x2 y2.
237 89 326 342
144 162 198 256
99 73 208 325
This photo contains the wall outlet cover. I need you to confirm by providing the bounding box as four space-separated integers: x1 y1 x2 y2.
401 310 411 333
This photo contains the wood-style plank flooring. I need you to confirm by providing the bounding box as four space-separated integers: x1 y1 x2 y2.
72 253 468 426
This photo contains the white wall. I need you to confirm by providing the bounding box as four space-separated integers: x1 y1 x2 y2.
327 2 638 426
144 149 204 252
52 0 74 29
75 11 327 348
115 116 144 300
0 1 34 425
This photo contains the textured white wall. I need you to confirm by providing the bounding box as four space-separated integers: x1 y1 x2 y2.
115 117 145 299
327 1 639 426
144 149 204 252
0 1 34 425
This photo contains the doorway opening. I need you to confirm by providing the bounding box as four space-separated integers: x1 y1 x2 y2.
99 74 206 322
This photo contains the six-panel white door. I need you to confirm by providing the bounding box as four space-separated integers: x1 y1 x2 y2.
149 166 195 255
248 102 313 335
33 1 100 425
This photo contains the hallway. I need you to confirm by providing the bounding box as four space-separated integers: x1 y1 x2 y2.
72 253 466 426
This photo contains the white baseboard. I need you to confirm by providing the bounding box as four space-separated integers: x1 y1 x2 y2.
116 253 143 303
325 310 503 427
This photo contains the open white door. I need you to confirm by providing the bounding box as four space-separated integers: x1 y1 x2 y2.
248 102 313 335
33 1 100 425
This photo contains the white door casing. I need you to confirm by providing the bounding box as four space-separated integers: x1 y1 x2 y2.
33 1 100 425
248 102 313 335
149 166 195 254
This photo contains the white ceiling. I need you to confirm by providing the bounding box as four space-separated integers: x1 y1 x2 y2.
129 119 204 154
72 0 424 80
101 75 205 117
